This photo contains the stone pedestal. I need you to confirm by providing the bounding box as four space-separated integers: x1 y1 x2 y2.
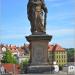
26 34 52 73
27 65 51 74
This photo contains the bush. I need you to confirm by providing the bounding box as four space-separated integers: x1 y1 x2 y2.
2 49 18 64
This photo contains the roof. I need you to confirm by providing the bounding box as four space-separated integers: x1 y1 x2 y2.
48 44 65 52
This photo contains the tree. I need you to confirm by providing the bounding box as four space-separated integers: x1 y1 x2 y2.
66 48 75 62
20 59 29 74
2 49 18 64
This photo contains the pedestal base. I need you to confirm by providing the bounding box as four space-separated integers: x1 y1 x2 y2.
27 65 51 74
26 34 52 73
26 34 52 65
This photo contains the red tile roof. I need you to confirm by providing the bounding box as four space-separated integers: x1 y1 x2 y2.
48 45 54 51
48 44 65 52
11 45 16 50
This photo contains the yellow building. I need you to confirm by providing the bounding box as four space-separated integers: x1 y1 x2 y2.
48 44 67 66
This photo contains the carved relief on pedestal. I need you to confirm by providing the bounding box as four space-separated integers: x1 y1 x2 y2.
32 44 44 64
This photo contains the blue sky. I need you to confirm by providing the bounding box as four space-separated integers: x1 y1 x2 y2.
0 0 75 48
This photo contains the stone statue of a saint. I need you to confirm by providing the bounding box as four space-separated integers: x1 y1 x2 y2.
27 0 48 34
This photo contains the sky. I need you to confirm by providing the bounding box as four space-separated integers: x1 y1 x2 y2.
0 0 75 48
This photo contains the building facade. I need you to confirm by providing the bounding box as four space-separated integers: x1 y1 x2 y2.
48 44 67 66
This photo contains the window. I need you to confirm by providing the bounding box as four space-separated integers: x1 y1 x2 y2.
62 55 63 58
57 60 59 63
57 56 58 58
62 60 63 62
59 56 60 58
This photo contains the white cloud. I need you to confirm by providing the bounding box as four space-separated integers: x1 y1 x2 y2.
0 29 31 40
1 28 74 39
47 28 75 36
57 39 75 48
0 34 25 39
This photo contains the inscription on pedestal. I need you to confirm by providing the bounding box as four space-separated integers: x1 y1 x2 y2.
32 44 44 64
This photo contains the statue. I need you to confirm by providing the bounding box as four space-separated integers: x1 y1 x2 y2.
27 0 48 34
26 1 52 73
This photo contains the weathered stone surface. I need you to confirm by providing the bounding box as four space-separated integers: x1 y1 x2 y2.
26 34 52 73
27 65 51 74
27 0 48 33
26 34 52 42
26 34 52 65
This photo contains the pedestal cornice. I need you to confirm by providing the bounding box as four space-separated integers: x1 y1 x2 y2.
26 34 52 42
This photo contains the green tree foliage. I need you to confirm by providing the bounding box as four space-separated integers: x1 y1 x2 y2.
20 59 29 69
66 48 75 62
20 59 29 74
2 49 18 64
